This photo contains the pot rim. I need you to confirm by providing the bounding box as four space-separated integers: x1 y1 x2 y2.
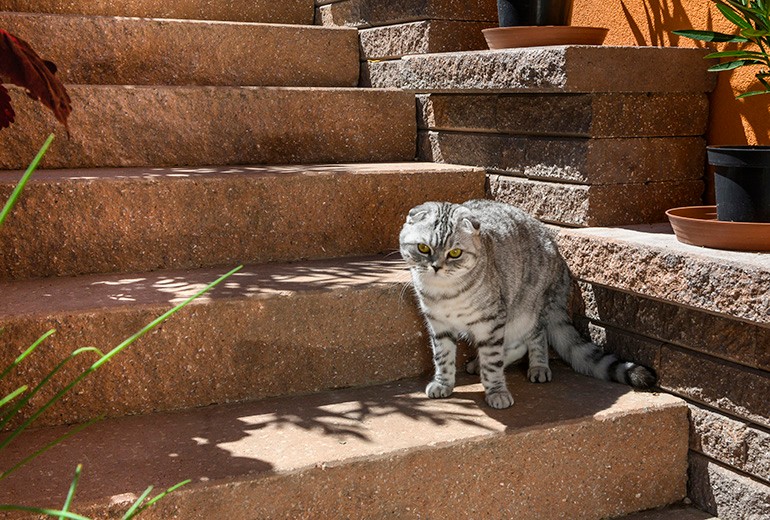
707 145 770 168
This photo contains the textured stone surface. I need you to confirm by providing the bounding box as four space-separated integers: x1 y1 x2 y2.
615 504 716 520
0 369 688 519
577 283 770 371
556 225 770 325
689 406 770 483
689 452 770 520
0 12 359 87
488 175 703 227
420 130 705 184
0 257 427 427
370 47 715 93
0 0 314 23
360 59 404 88
316 0 497 28
359 20 494 60
660 346 770 429
417 93 710 137
0 163 484 279
0 86 416 169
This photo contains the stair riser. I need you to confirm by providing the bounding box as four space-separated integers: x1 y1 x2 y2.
0 13 359 87
0 0 314 23
0 86 416 170
316 0 498 28
93 406 689 519
0 284 428 427
0 165 484 279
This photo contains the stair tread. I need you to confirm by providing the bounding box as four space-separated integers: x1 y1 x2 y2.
0 12 359 87
0 254 407 318
1 366 685 514
615 504 717 519
0 0 315 24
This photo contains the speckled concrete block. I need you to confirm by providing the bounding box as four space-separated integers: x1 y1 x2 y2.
0 163 484 279
555 226 770 325
0 12 359 87
0 0 314 23
689 452 770 519
359 20 494 60
369 47 716 93
417 93 710 137
689 406 770 482
0 257 429 427
0 86 416 169
316 0 497 28
487 174 703 226
0 369 688 519
660 346 770 428
616 505 716 520
577 283 770 371
420 130 705 184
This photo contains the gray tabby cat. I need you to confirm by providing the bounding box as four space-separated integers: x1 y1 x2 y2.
399 199 656 409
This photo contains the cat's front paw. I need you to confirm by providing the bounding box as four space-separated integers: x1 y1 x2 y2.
527 366 552 383
426 380 454 399
465 357 480 375
485 390 514 409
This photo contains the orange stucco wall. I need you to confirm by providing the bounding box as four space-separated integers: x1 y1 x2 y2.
572 0 769 146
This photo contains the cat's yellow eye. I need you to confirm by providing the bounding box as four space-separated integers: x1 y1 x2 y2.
417 243 431 254
448 248 463 259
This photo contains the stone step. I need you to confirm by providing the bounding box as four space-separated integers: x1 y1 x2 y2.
0 86 416 170
0 0 314 24
0 12 359 87
367 46 715 93
0 163 484 280
0 368 688 519
612 504 717 520
0 256 426 427
316 0 498 28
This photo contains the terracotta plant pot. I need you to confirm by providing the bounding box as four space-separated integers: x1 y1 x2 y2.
497 0 573 27
708 145 770 223
483 26 608 49
667 206 770 252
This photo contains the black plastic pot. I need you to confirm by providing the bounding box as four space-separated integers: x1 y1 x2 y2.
708 145 770 223
497 0 573 27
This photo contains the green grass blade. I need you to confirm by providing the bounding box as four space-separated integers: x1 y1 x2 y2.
59 464 83 520
736 88 770 97
0 329 55 382
0 386 28 408
0 419 98 482
0 134 54 228
673 29 749 42
133 479 191 515
0 347 103 433
121 486 153 520
0 505 91 520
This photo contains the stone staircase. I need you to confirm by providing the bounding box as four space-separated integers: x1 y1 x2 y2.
0 2 704 518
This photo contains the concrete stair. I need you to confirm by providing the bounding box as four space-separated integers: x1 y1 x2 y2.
0 1 701 519
0 12 360 87
0 163 483 279
0 368 688 519
0 0 315 24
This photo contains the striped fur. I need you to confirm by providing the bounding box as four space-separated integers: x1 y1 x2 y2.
399 200 656 409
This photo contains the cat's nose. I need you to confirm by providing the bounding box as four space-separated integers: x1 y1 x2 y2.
431 264 441 272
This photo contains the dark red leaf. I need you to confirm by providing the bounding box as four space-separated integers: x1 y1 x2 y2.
0 83 14 129
0 28 71 131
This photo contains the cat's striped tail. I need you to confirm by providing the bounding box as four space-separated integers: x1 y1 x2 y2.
546 310 657 389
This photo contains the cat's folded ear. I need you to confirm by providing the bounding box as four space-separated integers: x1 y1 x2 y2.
406 204 431 224
461 216 481 234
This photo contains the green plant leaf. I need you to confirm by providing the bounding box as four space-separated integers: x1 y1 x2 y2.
736 88 770 96
718 2 753 28
704 49 769 59
0 328 55 382
138 480 191 512
121 486 154 520
742 28 770 37
59 464 82 520
0 133 54 228
708 58 765 70
672 29 749 42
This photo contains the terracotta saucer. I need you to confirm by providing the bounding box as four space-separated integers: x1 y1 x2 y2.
666 205 770 252
482 26 609 49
